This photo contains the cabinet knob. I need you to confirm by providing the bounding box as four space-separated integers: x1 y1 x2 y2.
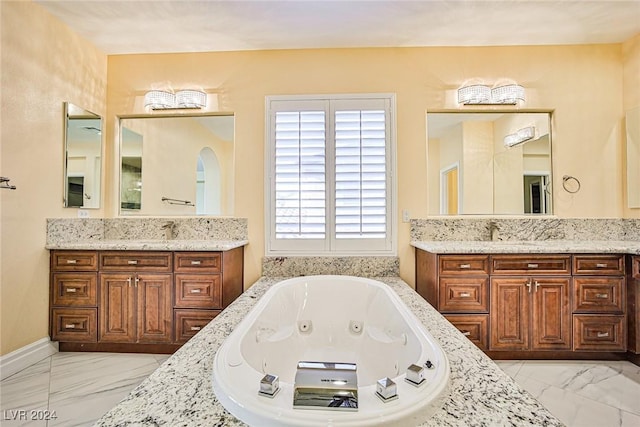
65 324 76 329
459 292 471 298
190 326 201 331
461 331 471 336
127 260 138 265
595 293 609 299
596 331 610 338
527 263 539 268
595 263 608 268
190 260 201 265
190 289 202 294
459 264 471 269
66 259 77 264
66 287 77 293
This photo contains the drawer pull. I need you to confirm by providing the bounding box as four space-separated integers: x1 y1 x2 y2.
127 260 138 265
190 260 202 265
459 264 471 269
595 293 609 299
459 292 471 298
596 332 610 338
595 263 608 268
461 331 471 336
190 289 202 294
527 263 539 268
66 288 77 293
190 326 202 331
66 259 77 264
65 324 76 329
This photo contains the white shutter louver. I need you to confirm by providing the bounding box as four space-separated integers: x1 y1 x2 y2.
335 110 387 239
274 111 326 239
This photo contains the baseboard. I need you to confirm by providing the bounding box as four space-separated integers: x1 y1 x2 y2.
0 338 58 380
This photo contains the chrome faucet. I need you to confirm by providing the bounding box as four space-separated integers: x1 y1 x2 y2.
489 221 500 242
161 221 176 240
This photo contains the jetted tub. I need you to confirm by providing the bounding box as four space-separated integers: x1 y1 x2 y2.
212 275 450 426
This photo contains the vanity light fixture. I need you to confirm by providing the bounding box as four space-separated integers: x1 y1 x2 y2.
504 126 536 147
144 89 207 110
457 83 525 105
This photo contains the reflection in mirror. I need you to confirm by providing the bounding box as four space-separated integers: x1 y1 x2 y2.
119 114 234 216
64 102 102 208
427 112 552 215
626 106 640 208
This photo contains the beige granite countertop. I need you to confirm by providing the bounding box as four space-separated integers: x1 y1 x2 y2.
411 240 640 255
45 239 248 251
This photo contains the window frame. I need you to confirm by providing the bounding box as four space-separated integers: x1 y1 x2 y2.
264 93 397 257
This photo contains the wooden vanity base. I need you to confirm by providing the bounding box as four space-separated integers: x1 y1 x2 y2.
59 342 181 354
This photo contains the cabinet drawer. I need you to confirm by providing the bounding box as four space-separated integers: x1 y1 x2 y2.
51 251 98 271
174 252 221 273
174 309 220 343
52 273 97 306
491 255 571 275
573 277 625 313
444 314 488 350
573 255 624 275
439 277 488 312
51 308 97 342
100 252 172 272
174 274 222 308
439 255 489 275
573 315 626 351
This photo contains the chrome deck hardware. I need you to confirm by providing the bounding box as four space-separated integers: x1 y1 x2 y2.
405 364 426 386
293 361 358 410
259 374 280 398
375 377 398 402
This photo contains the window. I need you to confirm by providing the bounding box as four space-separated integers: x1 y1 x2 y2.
265 94 396 255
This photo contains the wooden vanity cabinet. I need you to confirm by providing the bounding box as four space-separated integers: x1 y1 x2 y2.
490 255 571 351
629 256 640 354
50 246 244 352
99 252 173 344
50 251 98 342
572 255 626 351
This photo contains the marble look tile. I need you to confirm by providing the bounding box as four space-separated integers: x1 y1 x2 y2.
514 374 634 427
0 358 51 427
48 353 159 426
493 360 524 378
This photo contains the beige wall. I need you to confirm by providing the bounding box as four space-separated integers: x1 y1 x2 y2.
105 43 630 290
0 2 107 355
1 1 638 356
623 34 640 218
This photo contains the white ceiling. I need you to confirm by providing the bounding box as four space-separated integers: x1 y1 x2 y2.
36 0 640 55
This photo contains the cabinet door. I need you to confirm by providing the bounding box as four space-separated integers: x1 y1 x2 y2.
137 274 172 343
99 274 136 343
490 278 530 350
531 277 571 350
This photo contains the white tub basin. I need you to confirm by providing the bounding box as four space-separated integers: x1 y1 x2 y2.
212 275 450 426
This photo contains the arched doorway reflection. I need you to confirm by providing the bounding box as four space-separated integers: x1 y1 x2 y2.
196 147 221 215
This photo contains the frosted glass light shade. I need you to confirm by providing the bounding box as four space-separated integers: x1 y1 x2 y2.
457 85 491 104
175 90 207 108
504 126 536 147
144 90 175 109
491 84 525 104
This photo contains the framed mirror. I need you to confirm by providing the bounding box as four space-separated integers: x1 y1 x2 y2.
626 106 640 208
427 112 552 215
64 102 102 208
119 113 234 216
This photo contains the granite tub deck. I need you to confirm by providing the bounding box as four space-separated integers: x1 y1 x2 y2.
95 277 563 427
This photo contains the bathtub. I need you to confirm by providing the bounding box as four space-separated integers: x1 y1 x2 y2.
212 275 450 426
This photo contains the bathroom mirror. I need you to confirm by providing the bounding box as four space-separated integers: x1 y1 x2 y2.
64 102 102 208
626 106 640 208
427 112 552 215
119 114 234 216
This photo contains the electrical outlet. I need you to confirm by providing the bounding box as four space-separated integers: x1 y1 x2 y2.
77 209 90 218
402 209 410 223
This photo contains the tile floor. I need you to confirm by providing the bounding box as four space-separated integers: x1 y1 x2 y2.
1 353 639 426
